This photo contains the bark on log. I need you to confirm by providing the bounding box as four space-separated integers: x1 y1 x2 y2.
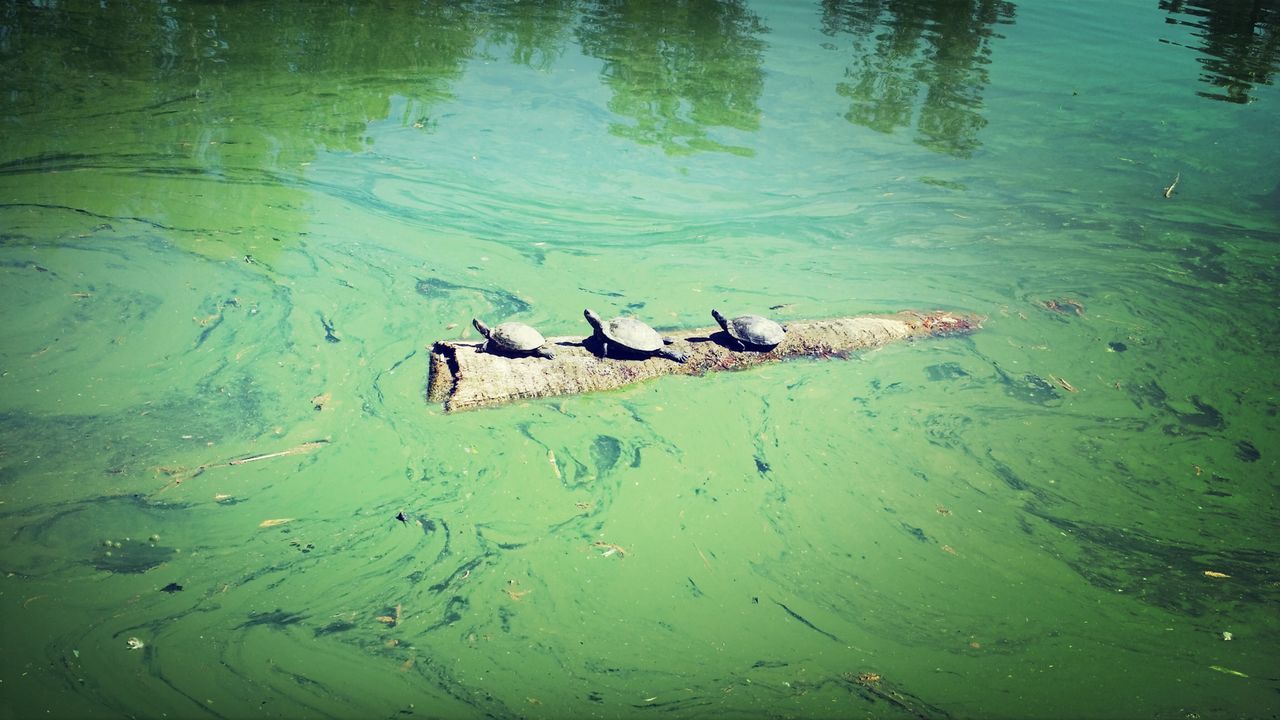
427 311 980 413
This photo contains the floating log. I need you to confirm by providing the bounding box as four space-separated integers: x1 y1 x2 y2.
427 311 981 413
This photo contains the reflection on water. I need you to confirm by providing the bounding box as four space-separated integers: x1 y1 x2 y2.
481 0 578 70
820 0 1016 157
0 0 482 159
1159 0 1280 103
576 0 768 156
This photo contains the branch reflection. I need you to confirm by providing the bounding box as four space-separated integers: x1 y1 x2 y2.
575 0 768 157
1158 0 1280 104
820 0 1016 158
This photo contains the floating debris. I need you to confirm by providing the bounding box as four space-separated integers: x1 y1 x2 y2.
230 440 329 466
159 441 332 492
504 580 532 600
1209 665 1247 678
1042 298 1085 316
320 316 341 343
593 541 627 558
841 670 946 718
1050 375 1079 393
160 582 183 594
258 518 294 528
126 637 144 651
1203 570 1230 579
373 603 404 627
1163 172 1181 199
694 544 712 571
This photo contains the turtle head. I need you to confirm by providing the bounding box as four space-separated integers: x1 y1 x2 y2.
471 318 491 338
583 309 603 330
711 309 729 331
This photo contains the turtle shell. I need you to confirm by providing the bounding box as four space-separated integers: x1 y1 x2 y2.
600 316 664 352
489 322 547 352
725 314 785 346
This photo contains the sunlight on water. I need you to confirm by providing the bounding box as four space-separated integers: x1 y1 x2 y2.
2 1 1278 718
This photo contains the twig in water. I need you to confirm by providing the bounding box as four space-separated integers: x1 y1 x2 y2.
228 440 330 465
154 439 331 494
1163 172 1180 198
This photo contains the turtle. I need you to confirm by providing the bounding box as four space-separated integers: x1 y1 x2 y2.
472 318 555 359
583 309 686 362
711 309 786 350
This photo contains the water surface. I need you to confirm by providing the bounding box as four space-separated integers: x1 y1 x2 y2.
2 1 1278 718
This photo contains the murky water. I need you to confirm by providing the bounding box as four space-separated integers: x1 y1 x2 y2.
2 1 1278 718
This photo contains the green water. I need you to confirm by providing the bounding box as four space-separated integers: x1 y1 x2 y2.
2 0 1278 718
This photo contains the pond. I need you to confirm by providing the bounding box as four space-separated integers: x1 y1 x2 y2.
1 0 1277 718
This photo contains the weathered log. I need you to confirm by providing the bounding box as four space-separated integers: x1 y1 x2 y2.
427 311 980 412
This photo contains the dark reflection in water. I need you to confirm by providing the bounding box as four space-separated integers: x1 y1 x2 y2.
0 0 769 164
0 1 485 162
480 0 578 70
576 0 768 156
819 0 1016 158
1159 0 1280 103
0 1 503 251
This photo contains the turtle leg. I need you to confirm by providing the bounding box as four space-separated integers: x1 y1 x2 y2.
661 336 676 345
600 339 609 359
728 336 745 351
535 345 556 360
657 347 687 363
479 340 491 354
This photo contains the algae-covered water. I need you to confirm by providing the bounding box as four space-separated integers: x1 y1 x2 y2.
2 1 1278 718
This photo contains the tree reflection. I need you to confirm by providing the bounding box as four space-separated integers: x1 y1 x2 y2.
820 0 1015 158
575 0 768 157
0 1 501 249
0 0 777 166
1159 0 1280 104
481 0 578 71
0 1 505 164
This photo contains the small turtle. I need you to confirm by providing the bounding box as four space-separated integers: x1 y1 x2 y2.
712 309 786 350
472 318 555 359
583 309 686 362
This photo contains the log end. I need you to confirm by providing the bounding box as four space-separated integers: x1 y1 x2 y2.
426 342 459 406
902 311 984 337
